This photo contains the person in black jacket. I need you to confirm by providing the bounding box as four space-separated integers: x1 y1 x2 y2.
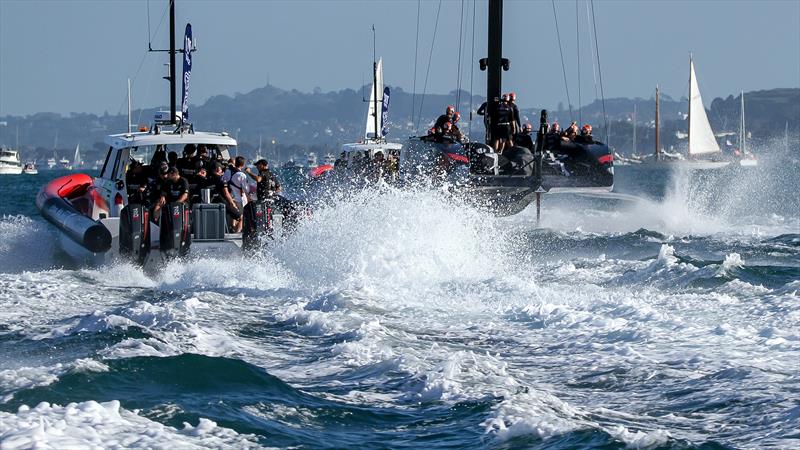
433 105 455 130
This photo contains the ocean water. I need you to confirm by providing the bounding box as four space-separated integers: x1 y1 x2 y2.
0 162 798 449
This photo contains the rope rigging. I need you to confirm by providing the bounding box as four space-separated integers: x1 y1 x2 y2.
551 0 573 122
468 0 476 136
590 0 609 143
411 0 421 129
455 0 466 109
576 0 581 126
415 0 443 134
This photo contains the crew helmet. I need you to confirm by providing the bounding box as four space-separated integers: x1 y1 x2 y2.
581 124 592 135
446 105 455 114
551 122 561 132
453 112 461 122
509 92 517 102
523 123 533 133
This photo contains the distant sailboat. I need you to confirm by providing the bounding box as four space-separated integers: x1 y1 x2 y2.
685 55 729 168
73 143 82 168
737 91 757 167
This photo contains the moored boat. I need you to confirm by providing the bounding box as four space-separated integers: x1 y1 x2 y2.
0 146 23 175
22 161 38 174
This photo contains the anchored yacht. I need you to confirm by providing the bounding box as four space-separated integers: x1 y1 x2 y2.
0 147 23 175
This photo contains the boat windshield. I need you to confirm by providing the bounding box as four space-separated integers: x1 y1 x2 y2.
129 143 232 165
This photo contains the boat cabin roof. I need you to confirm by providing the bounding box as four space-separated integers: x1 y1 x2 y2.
104 130 237 149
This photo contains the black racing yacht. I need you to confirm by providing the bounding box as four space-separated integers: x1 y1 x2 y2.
402 0 614 217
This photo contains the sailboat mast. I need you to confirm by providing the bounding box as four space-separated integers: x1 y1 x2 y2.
372 25 379 142
169 0 177 125
632 104 637 155
740 91 746 154
687 54 692 157
127 78 132 133
655 85 661 159
485 0 504 145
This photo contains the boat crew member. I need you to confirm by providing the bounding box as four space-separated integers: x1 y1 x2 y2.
227 156 249 226
561 122 578 141
206 162 242 232
152 165 189 220
575 124 595 144
167 151 179 168
125 160 150 205
493 94 514 153
508 92 521 134
449 112 465 142
177 144 197 178
245 159 281 202
150 163 173 222
514 123 534 150
434 105 456 130
189 166 208 204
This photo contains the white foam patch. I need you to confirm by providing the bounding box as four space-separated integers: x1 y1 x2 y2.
271 187 511 291
0 400 260 449
157 255 294 292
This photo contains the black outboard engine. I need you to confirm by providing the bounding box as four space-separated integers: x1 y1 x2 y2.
159 202 191 258
119 204 151 265
242 200 273 252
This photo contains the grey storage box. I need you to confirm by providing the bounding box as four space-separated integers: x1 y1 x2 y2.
192 203 226 240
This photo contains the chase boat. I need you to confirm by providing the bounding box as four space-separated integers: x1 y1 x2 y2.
36 1 289 268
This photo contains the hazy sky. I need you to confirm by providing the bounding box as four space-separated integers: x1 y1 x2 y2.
1 0 798 117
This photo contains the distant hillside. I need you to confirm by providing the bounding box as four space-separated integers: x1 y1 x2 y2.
1 86 797 163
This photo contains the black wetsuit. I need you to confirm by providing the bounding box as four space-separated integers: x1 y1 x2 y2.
176 157 196 179
509 102 521 132
494 101 513 140
161 178 189 203
125 170 151 204
514 132 534 150
434 114 453 130
256 170 281 202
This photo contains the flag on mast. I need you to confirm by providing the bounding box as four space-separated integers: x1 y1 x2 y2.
181 24 193 121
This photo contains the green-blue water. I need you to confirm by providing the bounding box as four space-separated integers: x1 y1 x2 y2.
0 163 798 448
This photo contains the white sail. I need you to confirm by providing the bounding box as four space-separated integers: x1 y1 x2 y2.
365 57 384 140
688 59 720 155
73 144 82 167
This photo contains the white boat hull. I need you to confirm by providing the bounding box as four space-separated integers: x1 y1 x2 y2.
739 159 758 167
0 165 23 175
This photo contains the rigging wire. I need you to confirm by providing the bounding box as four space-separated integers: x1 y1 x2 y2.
455 0 465 109
411 0 421 129
551 0 573 122
586 3 599 101
117 1 169 121
575 0 582 125
468 0 476 136
415 0 443 134
590 0 609 142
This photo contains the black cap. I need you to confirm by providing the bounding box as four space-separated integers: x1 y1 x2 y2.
255 159 269 166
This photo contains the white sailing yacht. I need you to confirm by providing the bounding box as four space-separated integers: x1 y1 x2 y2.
737 91 757 167
72 143 83 169
340 56 401 168
685 55 729 168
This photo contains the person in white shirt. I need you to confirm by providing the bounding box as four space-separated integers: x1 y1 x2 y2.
227 156 249 233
